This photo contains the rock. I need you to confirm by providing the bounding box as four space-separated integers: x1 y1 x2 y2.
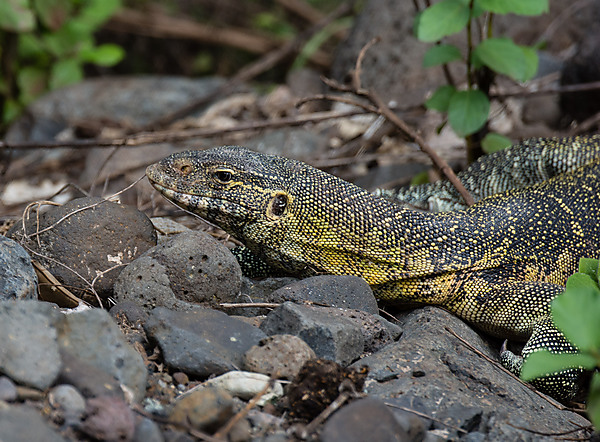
58 350 124 399
0 377 18 402
0 301 62 390
8 197 156 302
268 275 379 315
133 417 164 442
260 302 364 366
0 236 38 300
80 396 136 442
0 406 66 442
202 371 284 405
114 231 241 311
56 308 147 402
230 276 299 316
144 307 266 378
244 334 316 380
48 384 86 425
170 387 234 433
320 397 426 442
6 76 225 143
351 306 591 439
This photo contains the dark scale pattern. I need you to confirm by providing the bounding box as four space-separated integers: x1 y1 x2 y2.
146 138 600 400
377 135 600 211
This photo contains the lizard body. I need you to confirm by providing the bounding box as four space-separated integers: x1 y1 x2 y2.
146 137 600 399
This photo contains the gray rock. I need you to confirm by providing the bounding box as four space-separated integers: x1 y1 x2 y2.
114 231 241 311
58 349 124 399
320 397 426 442
351 306 591 440
260 302 364 366
144 307 267 377
0 376 18 402
268 275 379 315
6 76 225 143
133 417 164 442
243 334 317 380
48 384 86 424
56 309 147 402
0 301 62 390
0 406 66 442
0 236 37 300
8 197 156 302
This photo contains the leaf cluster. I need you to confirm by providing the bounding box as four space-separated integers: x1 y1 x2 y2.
521 258 600 429
0 0 124 125
414 0 548 151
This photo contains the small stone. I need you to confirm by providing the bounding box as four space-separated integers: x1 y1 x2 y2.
268 275 379 314
0 301 62 390
49 384 86 424
56 309 147 402
81 396 136 442
114 231 242 311
0 236 37 300
172 372 189 386
321 397 426 442
0 377 17 402
202 371 284 405
144 307 266 378
170 387 234 433
243 334 316 379
133 417 164 442
0 406 66 442
260 302 364 366
8 197 156 302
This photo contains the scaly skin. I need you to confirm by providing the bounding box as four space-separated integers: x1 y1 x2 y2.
146 137 600 400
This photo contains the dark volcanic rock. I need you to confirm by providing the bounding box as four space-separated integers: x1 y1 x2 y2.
268 275 379 315
0 236 38 300
8 197 156 302
260 302 364 366
351 306 591 440
114 230 242 311
144 307 266 378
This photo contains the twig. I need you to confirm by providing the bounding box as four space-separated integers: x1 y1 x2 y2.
219 302 281 309
352 36 380 93
1 109 368 151
143 1 354 130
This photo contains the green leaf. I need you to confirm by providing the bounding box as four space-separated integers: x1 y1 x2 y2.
588 372 600 429
477 0 549 15
49 58 83 90
578 258 599 281
3 99 23 125
482 133 512 153
410 171 430 186
520 350 597 381
473 38 538 82
43 21 92 57
425 85 456 112
423 45 462 67
552 287 600 352
0 0 35 32
415 0 470 42
33 0 72 30
79 44 124 66
565 273 599 291
17 67 47 104
448 89 489 136
78 0 122 29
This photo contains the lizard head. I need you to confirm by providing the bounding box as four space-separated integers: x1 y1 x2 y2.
146 146 322 272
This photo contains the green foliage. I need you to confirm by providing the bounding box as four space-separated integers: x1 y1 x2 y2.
481 132 512 153
0 0 124 126
521 257 600 429
414 0 548 149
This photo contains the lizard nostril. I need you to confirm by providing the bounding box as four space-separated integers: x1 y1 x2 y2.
268 193 288 218
179 164 192 175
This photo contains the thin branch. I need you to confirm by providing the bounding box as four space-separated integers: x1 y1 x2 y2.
385 403 468 434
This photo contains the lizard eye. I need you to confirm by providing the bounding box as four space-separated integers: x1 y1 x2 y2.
213 169 233 184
